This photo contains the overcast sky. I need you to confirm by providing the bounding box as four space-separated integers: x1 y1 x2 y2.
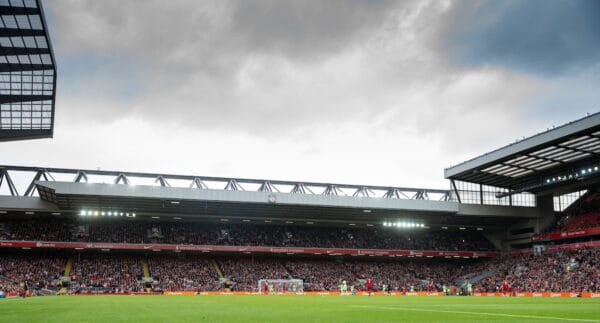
2 0 599 190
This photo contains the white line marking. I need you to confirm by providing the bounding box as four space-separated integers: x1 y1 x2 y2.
0 297 27 302
353 305 600 322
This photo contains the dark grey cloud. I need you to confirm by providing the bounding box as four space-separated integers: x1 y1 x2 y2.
442 0 600 75
45 0 412 132
43 0 598 146
232 0 396 59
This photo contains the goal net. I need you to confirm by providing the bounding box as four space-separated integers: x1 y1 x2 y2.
258 279 303 294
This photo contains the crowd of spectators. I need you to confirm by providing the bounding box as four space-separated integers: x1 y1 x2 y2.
75 221 147 244
1 249 598 294
0 219 71 242
560 213 600 231
217 257 290 292
547 213 600 233
148 255 219 292
283 258 468 292
0 217 497 252
0 253 64 294
546 190 600 233
70 254 143 293
475 248 599 293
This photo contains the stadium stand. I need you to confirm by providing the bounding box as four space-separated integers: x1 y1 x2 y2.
0 218 497 252
1 218 71 241
283 258 469 292
560 213 600 231
473 249 599 293
0 249 598 294
0 252 65 295
2 116 600 298
148 255 219 292
70 254 144 293
217 257 290 292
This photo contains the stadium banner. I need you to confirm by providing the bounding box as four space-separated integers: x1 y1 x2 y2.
5 292 598 298
531 227 600 242
473 292 598 298
0 240 500 258
510 240 600 255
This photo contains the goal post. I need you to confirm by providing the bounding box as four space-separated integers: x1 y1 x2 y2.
258 279 303 294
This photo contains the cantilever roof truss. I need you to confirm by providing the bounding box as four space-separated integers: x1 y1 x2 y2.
0 0 56 141
445 113 600 192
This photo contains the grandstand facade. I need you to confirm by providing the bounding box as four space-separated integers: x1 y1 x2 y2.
1 114 600 296
0 111 599 295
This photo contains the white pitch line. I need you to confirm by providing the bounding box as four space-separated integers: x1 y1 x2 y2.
0 297 27 302
352 305 600 322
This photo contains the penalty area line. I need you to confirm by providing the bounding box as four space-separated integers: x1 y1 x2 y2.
352 305 600 322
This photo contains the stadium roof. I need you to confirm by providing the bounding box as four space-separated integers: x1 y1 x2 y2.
0 0 56 141
445 112 600 194
0 165 540 228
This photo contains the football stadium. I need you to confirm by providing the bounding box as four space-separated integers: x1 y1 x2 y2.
1 0 600 322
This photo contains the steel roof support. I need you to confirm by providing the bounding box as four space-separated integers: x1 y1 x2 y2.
323 185 345 196
352 186 374 197
0 165 450 199
24 169 52 196
190 177 208 189
114 174 130 185
450 180 461 204
291 183 313 194
258 181 278 192
224 179 243 191
0 168 19 196
74 171 88 183
383 188 410 199
154 176 170 187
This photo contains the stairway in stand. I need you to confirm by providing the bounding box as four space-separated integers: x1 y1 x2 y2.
211 258 224 278
280 262 294 279
64 257 73 276
142 258 151 278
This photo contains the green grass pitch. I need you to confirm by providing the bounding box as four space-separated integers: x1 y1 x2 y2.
1 295 600 322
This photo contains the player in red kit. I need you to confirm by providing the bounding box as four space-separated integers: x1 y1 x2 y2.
427 281 434 293
262 281 269 295
366 278 373 296
501 279 509 295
